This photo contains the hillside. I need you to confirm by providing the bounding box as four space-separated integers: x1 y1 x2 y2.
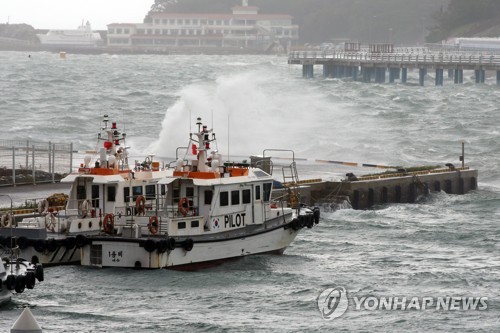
0 24 39 43
148 0 449 44
427 0 500 42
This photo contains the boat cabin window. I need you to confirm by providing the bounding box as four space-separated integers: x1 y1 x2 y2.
145 185 155 199
255 185 261 201
204 190 213 205
173 189 180 203
124 187 130 202
77 185 86 200
263 183 272 202
161 185 166 195
107 186 116 202
132 186 143 201
92 185 99 207
191 220 199 228
243 189 251 204
220 191 229 207
178 222 186 229
186 187 194 197
231 190 240 205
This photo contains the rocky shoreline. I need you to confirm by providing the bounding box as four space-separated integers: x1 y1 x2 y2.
0 168 65 186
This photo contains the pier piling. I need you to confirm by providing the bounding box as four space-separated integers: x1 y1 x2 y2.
401 68 408 83
419 68 426 86
435 68 444 86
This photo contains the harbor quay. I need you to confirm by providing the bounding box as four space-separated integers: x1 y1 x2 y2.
283 166 478 210
288 48 500 86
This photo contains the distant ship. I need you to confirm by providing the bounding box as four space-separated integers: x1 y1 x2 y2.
37 21 102 47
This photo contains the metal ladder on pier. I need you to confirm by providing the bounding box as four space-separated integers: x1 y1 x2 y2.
282 161 301 209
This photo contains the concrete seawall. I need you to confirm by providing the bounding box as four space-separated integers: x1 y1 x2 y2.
295 167 478 209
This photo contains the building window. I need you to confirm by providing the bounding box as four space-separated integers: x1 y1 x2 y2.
108 28 115 34
155 19 160 25
124 28 130 34
242 189 251 204
231 190 240 205
220 191 229 207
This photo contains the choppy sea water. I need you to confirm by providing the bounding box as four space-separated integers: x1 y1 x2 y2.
0 51 499 332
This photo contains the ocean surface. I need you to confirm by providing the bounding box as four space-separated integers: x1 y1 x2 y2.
0 51 499 332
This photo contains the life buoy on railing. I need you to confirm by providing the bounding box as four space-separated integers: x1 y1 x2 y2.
135 195 146 216
45 213 56 232
103 213 114 234
80 199 92 218
178 197 190 217
1 214 12 228
149 216 159 235
37 199 49 215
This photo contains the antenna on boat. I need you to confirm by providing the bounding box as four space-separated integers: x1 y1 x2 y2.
211 109 214 130
227 113 230 161
189 105 192 134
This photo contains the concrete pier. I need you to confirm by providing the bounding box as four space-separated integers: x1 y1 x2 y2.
290 49 500 86
292 167 477 210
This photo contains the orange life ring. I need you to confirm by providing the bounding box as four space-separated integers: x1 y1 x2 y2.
178 197 190 217
135 195 146 216
149 216 159 235
103 213 114 234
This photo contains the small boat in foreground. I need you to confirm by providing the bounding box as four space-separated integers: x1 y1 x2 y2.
0 245 44 306
71 115 319 269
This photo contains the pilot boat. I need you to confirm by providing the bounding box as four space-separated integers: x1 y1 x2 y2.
74 116 320 269
0 115 149 266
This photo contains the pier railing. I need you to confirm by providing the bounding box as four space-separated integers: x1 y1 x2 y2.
288 51 500 68
0 140 73 186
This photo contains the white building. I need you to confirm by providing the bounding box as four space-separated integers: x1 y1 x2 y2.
107 1 298 52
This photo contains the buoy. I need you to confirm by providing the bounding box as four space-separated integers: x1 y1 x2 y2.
59 51 66 59
10 307 42 333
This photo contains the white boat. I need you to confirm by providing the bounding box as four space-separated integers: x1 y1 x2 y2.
37 21 102 47
71 115 320 269
0 245 44 306
0 116 133 266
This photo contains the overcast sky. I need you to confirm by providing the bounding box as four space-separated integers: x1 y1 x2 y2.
1 0 153 30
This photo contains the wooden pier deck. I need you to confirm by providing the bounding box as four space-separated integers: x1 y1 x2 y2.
288 48 500 85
